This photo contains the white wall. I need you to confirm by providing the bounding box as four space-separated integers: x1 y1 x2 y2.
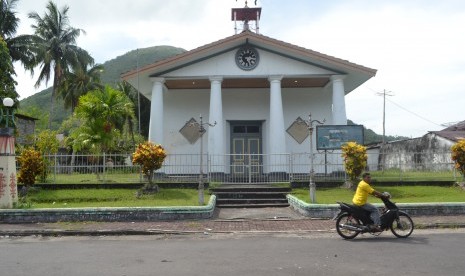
162 86 333 155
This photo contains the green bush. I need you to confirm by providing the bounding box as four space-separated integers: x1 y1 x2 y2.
17 148 45 186
451 139 465 180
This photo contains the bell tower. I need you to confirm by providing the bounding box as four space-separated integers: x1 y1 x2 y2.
232 0 262 34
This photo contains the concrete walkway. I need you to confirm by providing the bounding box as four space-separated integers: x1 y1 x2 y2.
1 207 465 236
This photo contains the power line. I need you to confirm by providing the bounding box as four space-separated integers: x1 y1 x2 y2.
384 97 442 127
366 86 443 128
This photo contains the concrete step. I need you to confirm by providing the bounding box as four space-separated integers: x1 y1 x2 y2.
217 203 290 208
213 191 288 199
212 184 291 208
210 185 291 193
216 198 289 204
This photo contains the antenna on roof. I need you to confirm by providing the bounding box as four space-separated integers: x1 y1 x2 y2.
232 0 261 34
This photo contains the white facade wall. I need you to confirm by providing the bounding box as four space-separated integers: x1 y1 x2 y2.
162 87 332 156
161 87 333 174
160 45 337 158
142 43 362 175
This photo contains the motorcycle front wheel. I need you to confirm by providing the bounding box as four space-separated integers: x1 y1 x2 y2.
390 212 414 238
336 213 361 239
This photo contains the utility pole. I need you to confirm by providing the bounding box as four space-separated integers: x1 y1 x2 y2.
376 89 394 172
376 90 394 145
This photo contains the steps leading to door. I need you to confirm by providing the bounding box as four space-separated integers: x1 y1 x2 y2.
210 184 291 208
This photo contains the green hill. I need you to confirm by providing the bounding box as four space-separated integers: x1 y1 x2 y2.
19 45 186 131
100 45 186 85
347 120 409 144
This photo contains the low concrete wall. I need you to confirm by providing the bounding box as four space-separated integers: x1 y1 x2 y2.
2 195 465 223
287 195 465 218
0 196 216 223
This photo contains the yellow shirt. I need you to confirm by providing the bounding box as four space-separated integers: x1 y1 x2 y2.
352 180 375 206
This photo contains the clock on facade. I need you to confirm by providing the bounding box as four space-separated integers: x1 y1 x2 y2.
235 46 259 70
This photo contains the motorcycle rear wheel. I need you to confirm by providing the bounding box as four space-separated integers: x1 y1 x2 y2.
336 213 361 239
390 212 414 238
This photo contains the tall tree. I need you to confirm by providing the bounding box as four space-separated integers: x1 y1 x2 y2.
72 85 135 153
27 1 93 128
0 0 18 38
117 80 150 138
0 36 19 106
59 63 104 112
116 81 139 141
0 0 34 68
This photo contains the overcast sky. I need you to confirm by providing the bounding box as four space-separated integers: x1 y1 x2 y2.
11 0 465 137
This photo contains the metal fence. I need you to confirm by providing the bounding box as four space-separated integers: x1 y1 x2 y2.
30 151 459 185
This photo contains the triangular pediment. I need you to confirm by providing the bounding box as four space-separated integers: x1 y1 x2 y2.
164 47 336 78
122 31 376 96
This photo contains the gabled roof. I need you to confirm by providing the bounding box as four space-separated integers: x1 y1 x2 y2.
122 30 377 97
430 131 465 142
16 113 39 121
425 120 465 142
441 120 465 131
122 30 377 80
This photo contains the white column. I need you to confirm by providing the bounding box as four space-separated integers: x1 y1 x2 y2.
331 75 347 125
208 76 225 173
268 75 286 154
148 77 165 144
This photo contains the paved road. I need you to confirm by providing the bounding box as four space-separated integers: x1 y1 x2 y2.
2 207 464 236
1 229 464 276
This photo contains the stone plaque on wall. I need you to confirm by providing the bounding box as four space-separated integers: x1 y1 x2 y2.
179 118 201 144
287 117 309 144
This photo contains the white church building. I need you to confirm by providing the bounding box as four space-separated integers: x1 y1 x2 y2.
122 5 376 182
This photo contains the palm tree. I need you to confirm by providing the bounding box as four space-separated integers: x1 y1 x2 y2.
0 35 19 107
0 0 34 68
116 81 140 143
59 63 104 112
0 0 18 38
117 80 151 137
27 1 93 128
73 85 135 152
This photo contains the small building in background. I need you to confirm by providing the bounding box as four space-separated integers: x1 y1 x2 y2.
15 114 38 146
367 121 464 172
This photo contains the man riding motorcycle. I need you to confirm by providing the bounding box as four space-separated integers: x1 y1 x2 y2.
352 172 388 232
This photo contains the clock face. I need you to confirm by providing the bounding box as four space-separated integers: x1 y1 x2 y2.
235 46 259 70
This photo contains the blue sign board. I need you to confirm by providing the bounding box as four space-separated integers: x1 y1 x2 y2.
316 125 364 150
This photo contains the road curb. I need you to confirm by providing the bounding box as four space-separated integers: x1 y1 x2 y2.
1 221 464 237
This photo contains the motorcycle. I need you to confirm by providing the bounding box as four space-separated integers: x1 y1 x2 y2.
333 193 414 239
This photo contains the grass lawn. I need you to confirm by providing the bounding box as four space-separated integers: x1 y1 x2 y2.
291 185 465 204
369 170 458 181
21 188 210 208
38 169 460 184
45 172 142 184
18 184 465 209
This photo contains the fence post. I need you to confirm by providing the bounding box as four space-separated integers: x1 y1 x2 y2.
207 154 211 184
102 152 106 182
248 153 252 184
399 153 402 182
54 154 57 184
289 153 293 183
